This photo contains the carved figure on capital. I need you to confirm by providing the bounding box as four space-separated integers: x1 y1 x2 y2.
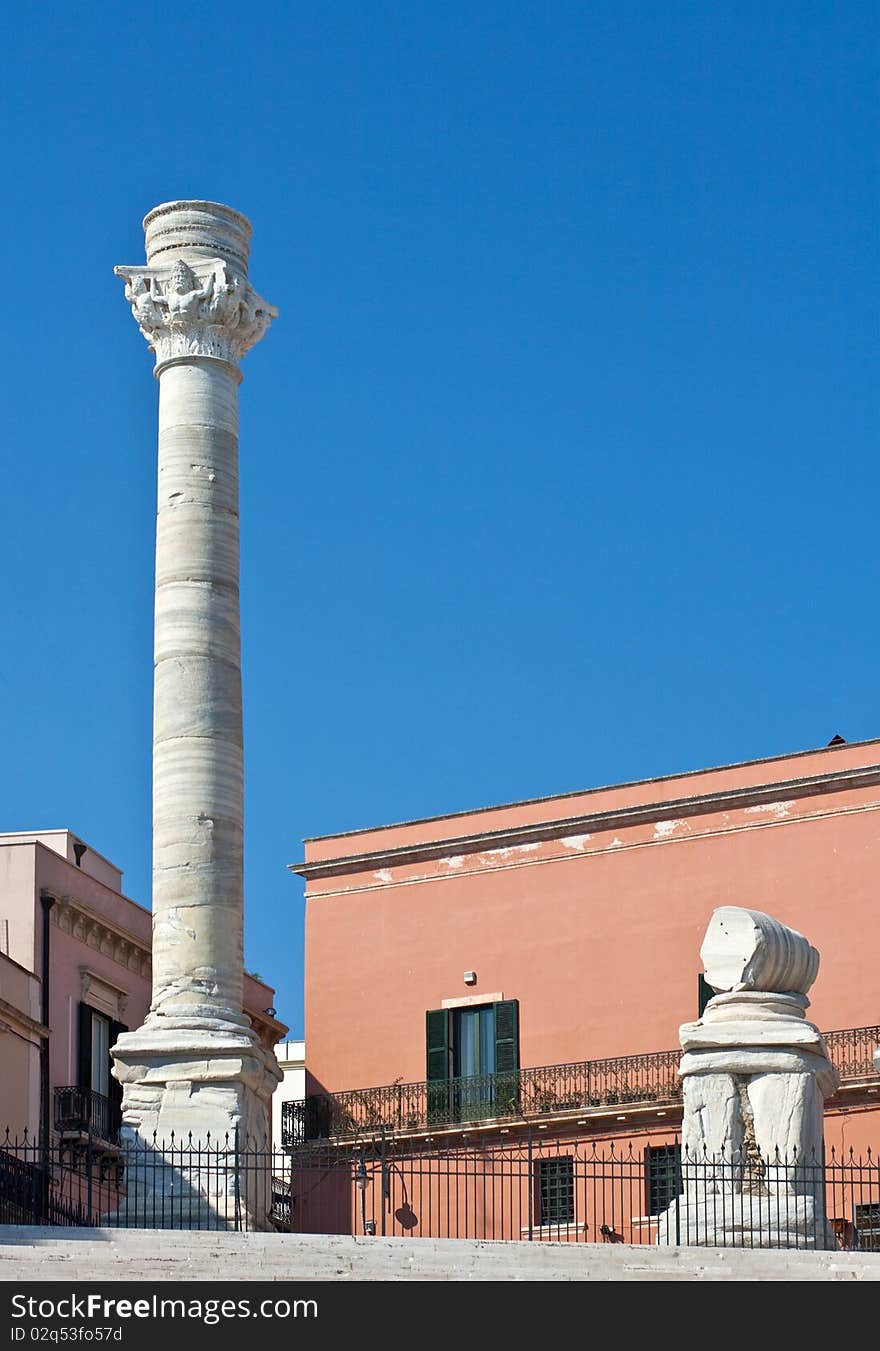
204 263 243 328
115 257 277 367
124 275 165 340
161 260 215 323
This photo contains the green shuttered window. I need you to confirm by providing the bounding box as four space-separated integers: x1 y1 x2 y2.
426 1008 452 1123
426 1008 452 1082
425 999 519 1124
494 1000 519 1073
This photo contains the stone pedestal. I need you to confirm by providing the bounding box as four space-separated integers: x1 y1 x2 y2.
658 908 838 1249
658 990 839 1247
110 202 281 1227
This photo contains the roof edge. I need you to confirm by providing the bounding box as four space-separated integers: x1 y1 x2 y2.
302 735 878 846
292 756 880 881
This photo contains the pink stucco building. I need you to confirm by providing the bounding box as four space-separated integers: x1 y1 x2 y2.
289 737 880 1242
0 951 42 1141
0 830 286 1155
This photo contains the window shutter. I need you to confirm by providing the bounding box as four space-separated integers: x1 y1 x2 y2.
493 999 519 1072
426 1008 451 1125
493 999 520 1115
426 1009 451 1080
77 1002 93 1089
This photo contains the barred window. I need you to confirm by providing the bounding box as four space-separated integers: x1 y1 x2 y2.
855 1203 880 1251
647 1144 682 1216
537 1157 574 1225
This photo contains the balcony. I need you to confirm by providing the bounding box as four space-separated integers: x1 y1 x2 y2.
54 1086 122 1150
282 1023 880 1145
824 1025 880 1082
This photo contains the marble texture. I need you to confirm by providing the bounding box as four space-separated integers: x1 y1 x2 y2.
700 906 819 996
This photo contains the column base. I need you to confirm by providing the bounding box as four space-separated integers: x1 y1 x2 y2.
107 1017 281 1230
657 1194 836 1249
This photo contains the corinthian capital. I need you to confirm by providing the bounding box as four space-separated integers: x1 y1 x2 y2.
114 256 277 372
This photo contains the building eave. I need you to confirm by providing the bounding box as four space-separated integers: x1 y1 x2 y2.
300 735 880 847
291 758 880 881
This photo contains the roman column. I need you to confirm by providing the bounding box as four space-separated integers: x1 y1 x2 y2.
657 907 838 1249
110 202 281 1225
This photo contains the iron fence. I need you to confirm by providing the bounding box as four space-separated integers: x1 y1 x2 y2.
0 1145 95 1226
284 1023 880 1144
0 1129 268 1232
2 1127 879 1250
280 1135 880 1250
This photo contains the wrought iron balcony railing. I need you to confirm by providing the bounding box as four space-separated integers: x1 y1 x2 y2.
281 1023 880 1146
282 1050 683 1144
824 1025 880 1081
54 1086 121 1146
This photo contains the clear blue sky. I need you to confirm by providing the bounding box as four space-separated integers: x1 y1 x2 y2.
0 3 876 1037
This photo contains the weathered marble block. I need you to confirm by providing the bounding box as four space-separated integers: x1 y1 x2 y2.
658 907 838 1249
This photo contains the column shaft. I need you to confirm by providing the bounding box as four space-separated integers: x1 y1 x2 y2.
152 359 245 1022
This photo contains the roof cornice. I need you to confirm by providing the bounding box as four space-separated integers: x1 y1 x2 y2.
51 895 152 979
291 761 880 882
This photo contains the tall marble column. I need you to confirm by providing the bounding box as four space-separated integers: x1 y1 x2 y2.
110 202 281 1224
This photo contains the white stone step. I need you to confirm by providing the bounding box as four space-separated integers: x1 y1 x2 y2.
0 1228 879 1280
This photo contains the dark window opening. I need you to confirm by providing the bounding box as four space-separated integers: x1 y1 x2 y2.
452 1004 496 1079
451 1005 495 1118
855 1203 880 1251
90 1012 111 1098
647 1144 682 1216
71 1003 126 1141
537 1157 575 1226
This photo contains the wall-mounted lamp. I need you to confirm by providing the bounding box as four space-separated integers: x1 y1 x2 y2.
354 1153 370 1235
463 971 477 985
